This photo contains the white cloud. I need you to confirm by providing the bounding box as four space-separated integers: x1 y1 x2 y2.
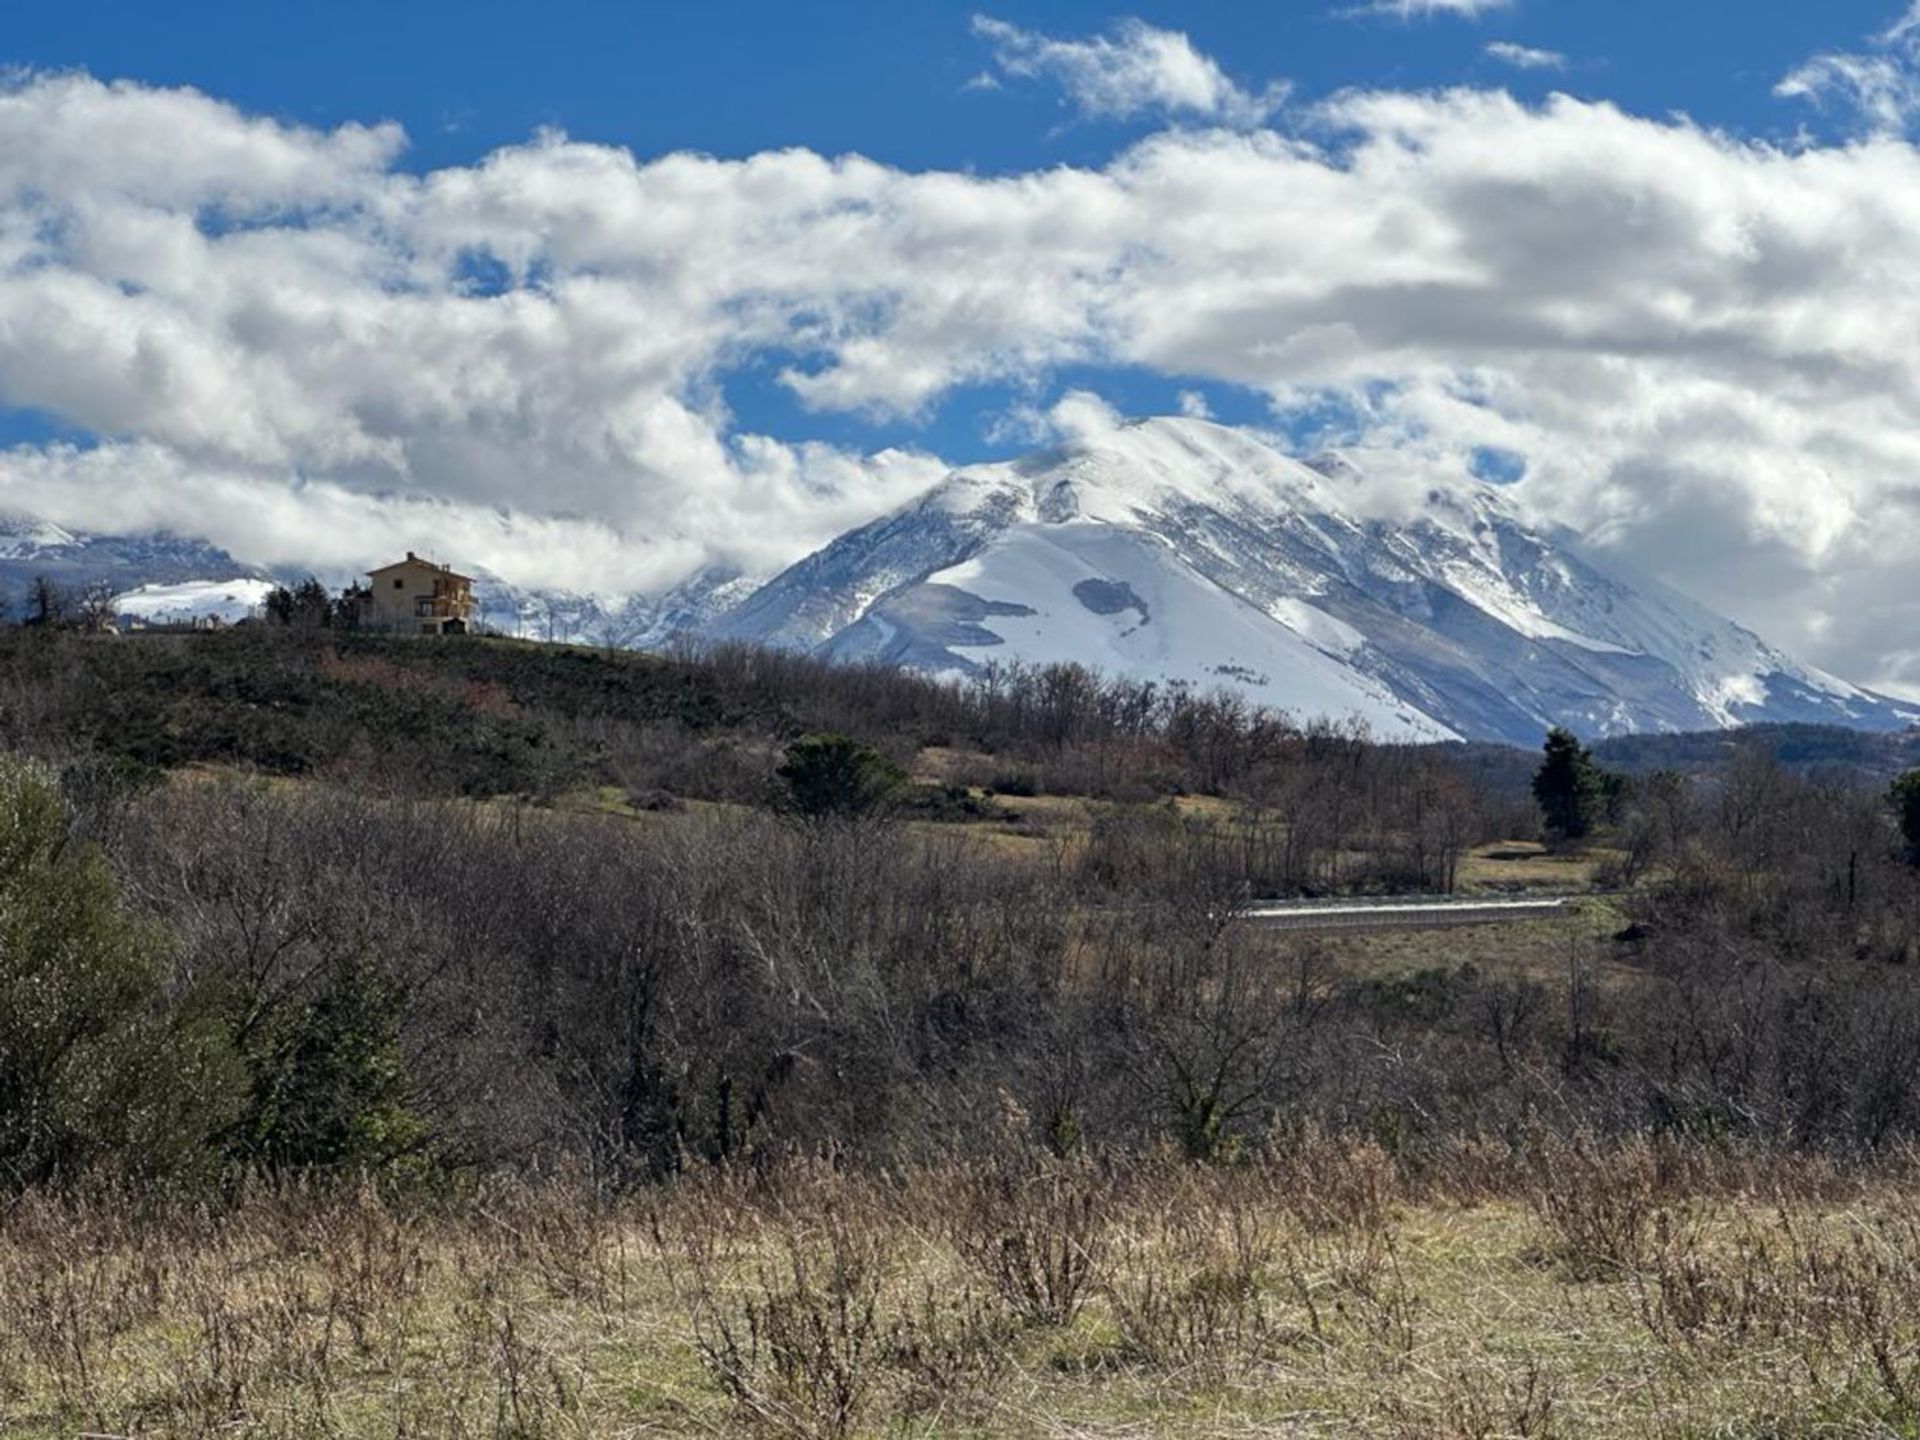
1046 389 1125 443
4 72 1920 693
1882 3 1920 46
1485 42 1568 72
1177 389 1213 419
970 15 1285 126
1342 0 1514 19
1776 53 1920 132
1778 4 1920 134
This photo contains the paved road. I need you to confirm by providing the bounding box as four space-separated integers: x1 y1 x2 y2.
1240 895 1578 933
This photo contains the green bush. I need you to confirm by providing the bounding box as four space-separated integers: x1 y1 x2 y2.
775 733 906 820
232 954 432 1177
0 754 241 1187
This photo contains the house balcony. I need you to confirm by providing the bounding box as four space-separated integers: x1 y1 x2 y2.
413 594 474 620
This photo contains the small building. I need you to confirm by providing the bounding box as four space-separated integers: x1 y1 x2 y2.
360 553 476 635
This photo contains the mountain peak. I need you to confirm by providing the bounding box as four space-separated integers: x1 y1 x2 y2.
715 418 1916 744
938 414 1350 530
0 514 80 558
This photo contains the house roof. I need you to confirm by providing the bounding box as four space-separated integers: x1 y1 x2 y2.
367 552 474 583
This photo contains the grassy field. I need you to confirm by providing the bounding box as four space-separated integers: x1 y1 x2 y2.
6 1139 1920 1438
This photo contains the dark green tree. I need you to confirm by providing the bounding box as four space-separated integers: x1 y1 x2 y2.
775 733 905 820
0 755 240 1186
264 577 335 628
232 954 429 1175
1891 770 1920 867
291 577 334 628
1533 727 1605 842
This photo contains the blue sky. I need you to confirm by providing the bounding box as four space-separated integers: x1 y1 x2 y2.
6 2 1896 172
2 1 1920 690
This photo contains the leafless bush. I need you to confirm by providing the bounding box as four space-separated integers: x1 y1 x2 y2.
1103 1171 1290 1374
1524 1134 1699 1279
687 1217 890 1439
1635 1197 1920 1419
950 1158 1112 1327
1396 1361 1562 1440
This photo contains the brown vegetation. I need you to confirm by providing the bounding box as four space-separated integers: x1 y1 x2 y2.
6 1140 1920 1435
4 628 1920 1434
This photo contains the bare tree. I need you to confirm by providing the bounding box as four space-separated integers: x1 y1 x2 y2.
24 574 68 627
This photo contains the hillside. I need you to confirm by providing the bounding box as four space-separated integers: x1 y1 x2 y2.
7 626 1920 1440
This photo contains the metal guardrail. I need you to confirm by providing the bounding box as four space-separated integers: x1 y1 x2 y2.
1239 894 1578 931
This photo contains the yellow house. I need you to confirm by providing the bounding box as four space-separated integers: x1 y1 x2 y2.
362 553 476 634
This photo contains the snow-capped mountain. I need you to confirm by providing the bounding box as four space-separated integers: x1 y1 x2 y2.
710 418 1915 745
461 566 766 648
0 516 268 618
4 418 1910 745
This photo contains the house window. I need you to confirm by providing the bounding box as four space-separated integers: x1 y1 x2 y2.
416 598 434 616
393 578 404 589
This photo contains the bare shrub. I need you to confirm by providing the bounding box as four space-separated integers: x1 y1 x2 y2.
1636 1198 1920 1420
1396 1361 1562 1440
1523 1134 1695 1279
1103 1172 1291 1375
884 1282 1017 1428
689 1222 891 1440
950 1159 1112 1328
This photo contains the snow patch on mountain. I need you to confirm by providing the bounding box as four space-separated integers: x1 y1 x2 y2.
0 516 79 558
1267 596 1366 660
113 579 277 625
915 521 1450 739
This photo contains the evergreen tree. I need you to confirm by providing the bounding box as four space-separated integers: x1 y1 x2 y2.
264 577 335 629
0 755 240 1185
1533 727 1605 842
1892 770 1920 867
290 577 334 628
233 954 429 1174
775 733 905 820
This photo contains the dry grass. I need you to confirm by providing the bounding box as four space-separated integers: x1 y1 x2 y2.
7 1139 1920 1437
1456 840 1617 894
1302 899 1635 989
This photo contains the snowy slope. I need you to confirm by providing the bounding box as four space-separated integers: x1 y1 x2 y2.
718 418 1916 744
830 520 1449 739
113 578 277 625
0 517 267 617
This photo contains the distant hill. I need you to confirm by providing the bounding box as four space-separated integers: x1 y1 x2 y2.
1595 723 1920 785
4 420 1915 746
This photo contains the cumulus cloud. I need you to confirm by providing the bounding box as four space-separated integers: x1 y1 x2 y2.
970 15 1285 126
3 68 1920 693
1485 42 1568 72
